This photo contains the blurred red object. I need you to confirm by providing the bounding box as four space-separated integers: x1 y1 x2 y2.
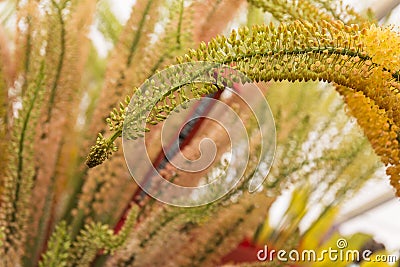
221 239 263 264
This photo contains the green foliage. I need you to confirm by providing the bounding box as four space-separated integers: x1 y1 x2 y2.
0 62 46 261
67 205 138 266
96 0 123 44
38 222 71 267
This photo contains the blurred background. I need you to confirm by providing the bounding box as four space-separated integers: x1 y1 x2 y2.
99 0 400 252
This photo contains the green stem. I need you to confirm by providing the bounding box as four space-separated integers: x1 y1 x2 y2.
21 16 32 96
126 0 154 67
176 0 184 46
147 0 186 76
46 0 68 123
8 62 45 246
220 46 398 80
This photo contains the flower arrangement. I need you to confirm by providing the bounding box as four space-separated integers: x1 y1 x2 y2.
0 0 399 266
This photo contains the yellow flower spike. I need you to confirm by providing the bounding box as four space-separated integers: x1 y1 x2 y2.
338 85 400 195
87 18 400 200
362 25 400 71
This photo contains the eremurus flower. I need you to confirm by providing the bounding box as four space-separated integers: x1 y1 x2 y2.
87 20 400 196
